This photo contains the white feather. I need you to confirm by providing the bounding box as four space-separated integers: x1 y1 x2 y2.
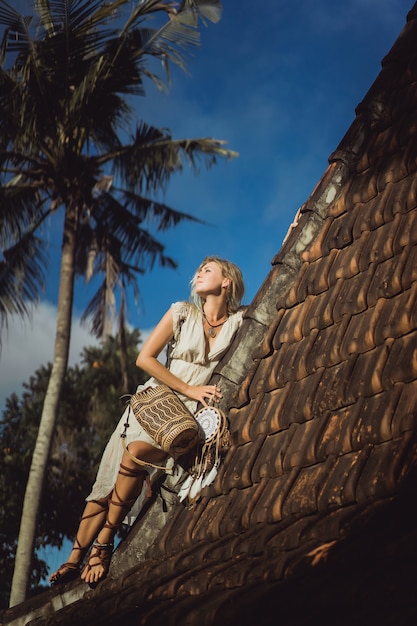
178 474 194 502
201 463 219 488
189 475 203 500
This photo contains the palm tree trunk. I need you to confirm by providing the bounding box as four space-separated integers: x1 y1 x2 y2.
9 206 78 607
118 287 129 394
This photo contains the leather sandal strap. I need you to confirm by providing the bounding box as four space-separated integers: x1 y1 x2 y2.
119 462 147 478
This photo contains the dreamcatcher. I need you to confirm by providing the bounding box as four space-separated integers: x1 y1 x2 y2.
178 403 230 504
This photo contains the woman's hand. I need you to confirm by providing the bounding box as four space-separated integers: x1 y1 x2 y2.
185 384 222 407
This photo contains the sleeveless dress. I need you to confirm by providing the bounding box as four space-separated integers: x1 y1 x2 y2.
86 301 244 507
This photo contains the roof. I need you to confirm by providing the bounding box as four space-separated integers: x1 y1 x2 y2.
3 3 417 625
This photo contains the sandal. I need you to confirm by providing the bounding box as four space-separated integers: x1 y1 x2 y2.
80 463 146 585
81 540 113 584
49 500 108 586
49 561 80 585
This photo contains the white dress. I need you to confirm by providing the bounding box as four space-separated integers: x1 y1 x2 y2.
86 301 244 509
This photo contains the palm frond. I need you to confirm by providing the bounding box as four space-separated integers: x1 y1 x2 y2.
113 122 238 193
178 0 223 26
0 1 32 45
120 188 205 230
0 233 47 328
79 232 177 339
116 1 222 89
80 279 111 338
76 192 182 292
0 181 48 250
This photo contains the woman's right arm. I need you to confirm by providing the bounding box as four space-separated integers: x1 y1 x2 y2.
136 308 220 406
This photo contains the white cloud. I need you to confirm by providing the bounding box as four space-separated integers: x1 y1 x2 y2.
0 302 99 411
0 302 157 413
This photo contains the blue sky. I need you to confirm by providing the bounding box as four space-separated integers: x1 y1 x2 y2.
0 0 413 410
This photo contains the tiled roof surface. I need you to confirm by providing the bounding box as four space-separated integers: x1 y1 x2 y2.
4 3 417 626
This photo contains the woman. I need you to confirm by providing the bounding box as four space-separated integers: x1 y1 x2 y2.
49 256 245 586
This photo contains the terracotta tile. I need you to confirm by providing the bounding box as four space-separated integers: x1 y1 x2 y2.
327 192 348 218
401 244 417 288
374 283 417 343
358 212 400 270
271 517 318 551
253 384 293 436
282 459 335 517
282 416 328 471
301 507 356 543
249 354 276 396
189 497 227 542
273 301 313 345
317 402 363 457
345 170 379 205
307 316 351 370
333 270 375 319
351 386 402 447
312 357 358 413
317 449 368 511
220 438 264 491
296 254 336 298
303 278 344 331
348 344 390 397
355 148 371 173
383 174 417 219
355 433 417 501
253 309 285 361
367 248 407 306
328 235 368 282
392 379 417 436
353 194 389 238
383 329 417 384
393 204 417 252
381 180 404 223
396 107 417 148
322 212 356 254
372 126 399 164
280 330 318 383
232 523 281 558
265 343 291 389
339 306 379 357
235 367 255 407
220 486 259 535
378 151 409 186
282 262 309 308
251 429 293 480
404 172 417 212
249 473 297 525
301 218 334 262
212 443 240 495
229 400 258 444
274 371 323 431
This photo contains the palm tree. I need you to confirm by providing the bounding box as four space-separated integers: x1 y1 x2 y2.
0 0 235 606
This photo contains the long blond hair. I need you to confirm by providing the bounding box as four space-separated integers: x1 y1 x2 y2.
190 256 245 314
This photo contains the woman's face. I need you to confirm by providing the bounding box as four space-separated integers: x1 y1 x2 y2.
195 261 228 296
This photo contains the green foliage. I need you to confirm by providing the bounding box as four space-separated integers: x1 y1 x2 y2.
0 328 146 607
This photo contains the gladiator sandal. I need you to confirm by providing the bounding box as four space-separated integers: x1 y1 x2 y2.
49 500 108 585
82 463 147 584
106 462 148 525
81 539 114 584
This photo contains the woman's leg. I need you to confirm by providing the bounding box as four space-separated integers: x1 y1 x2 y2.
49 499 108 584
81 441 167 584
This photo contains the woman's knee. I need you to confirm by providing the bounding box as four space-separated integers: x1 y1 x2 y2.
126 440 167 465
